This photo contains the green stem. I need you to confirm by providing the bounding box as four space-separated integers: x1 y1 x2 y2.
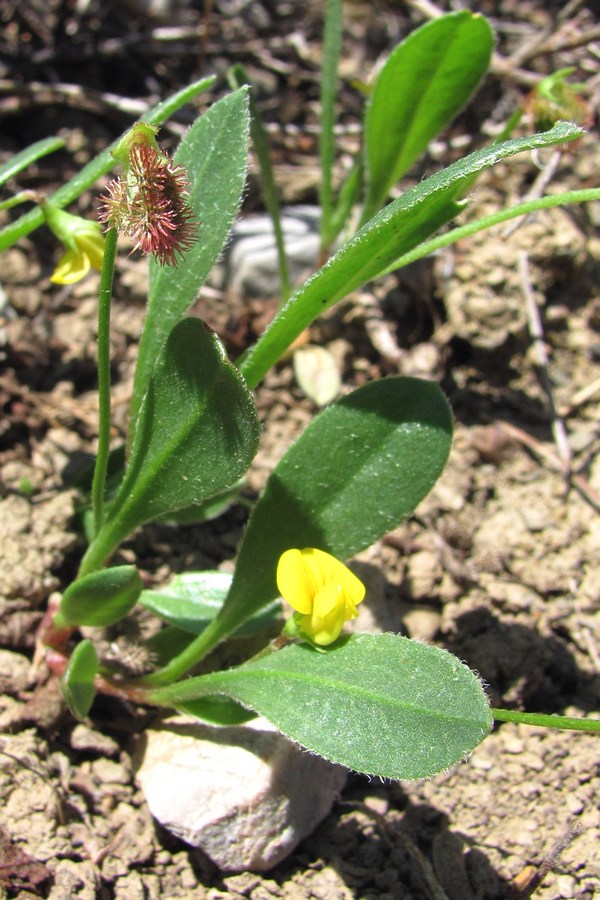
229 64 292 302
90 228 118 543
77 518 123 579
0 191 38 213
492 708 600 733
0 76 216 252
146 669 225 707
319 0 343 251
381 187 600 276
0 136 65 189
140 613 235 687
323 155 362 251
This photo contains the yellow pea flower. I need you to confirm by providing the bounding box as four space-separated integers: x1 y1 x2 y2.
42 203 105 285
277 547 366 646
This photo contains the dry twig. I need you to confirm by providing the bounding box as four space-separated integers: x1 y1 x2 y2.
502 149 563 239
339 800 451 900
497 420 600 515
511 823 582 898
517 250 572 469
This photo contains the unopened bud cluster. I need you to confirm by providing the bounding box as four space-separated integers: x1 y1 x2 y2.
527 68 591 134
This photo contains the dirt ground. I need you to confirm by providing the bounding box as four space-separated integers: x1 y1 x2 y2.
1 1 599 898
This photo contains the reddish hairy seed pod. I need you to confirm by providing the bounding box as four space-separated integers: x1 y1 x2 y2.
99 135 198 266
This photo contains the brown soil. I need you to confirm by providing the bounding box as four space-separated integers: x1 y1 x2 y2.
1 1 599 898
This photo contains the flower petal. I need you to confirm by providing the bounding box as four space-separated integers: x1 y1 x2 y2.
50 249 90 285
276 549 315 614
313 581 342 618
340 567 366 607
277 547 367 645
75 232 105 271
305 603 347 645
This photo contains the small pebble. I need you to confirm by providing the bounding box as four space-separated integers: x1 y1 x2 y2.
0 650 31 694
71 724 120 756
222 872 261 894
0 695 26 730
136 715 347 872
518 781 540 800
363 793 389 816
518 751 544 773
502 733 525 754
404 550 443 599
565 793 585 815
403 608 441 643
91 759 130 785
470 750 493 771
513 827 536 848
556 874 576 898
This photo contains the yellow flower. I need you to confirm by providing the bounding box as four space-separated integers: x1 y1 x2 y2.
277 548 366 646
42 203 105 285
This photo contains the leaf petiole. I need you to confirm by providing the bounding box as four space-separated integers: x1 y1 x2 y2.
491 708 600 734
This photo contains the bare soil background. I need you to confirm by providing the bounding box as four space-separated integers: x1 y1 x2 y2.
0 1 599 898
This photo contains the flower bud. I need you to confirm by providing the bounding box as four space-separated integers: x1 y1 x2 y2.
42 202 105 285
527 68 591 133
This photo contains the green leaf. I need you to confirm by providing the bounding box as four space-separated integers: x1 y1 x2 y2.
214 376 452 639
361 11 493 223
139 571 281 636
239 121 582 390
174 696 256 726
0 137 65 188
57 566 143 628
0 76 216 252
319 0 344 244
87 318 260 566
153 634 492 779
146 625 196 666
62 640 99 720
129 87 250 441
156 479 245 526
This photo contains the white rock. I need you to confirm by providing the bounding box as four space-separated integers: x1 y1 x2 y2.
224 206 320 298
135 715 347 872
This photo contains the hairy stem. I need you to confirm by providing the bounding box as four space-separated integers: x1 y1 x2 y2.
492 707 600 734
91 228 118 543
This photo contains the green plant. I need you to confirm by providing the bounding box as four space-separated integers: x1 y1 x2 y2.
3 10 599 783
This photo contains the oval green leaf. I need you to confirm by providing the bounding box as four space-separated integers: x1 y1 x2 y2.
90 318 260 563
362 11 493 223
57 565 143 628
212 376 452 640
62 639 99 720
140 571 282 636
141 571 233 632
155 634 492 779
